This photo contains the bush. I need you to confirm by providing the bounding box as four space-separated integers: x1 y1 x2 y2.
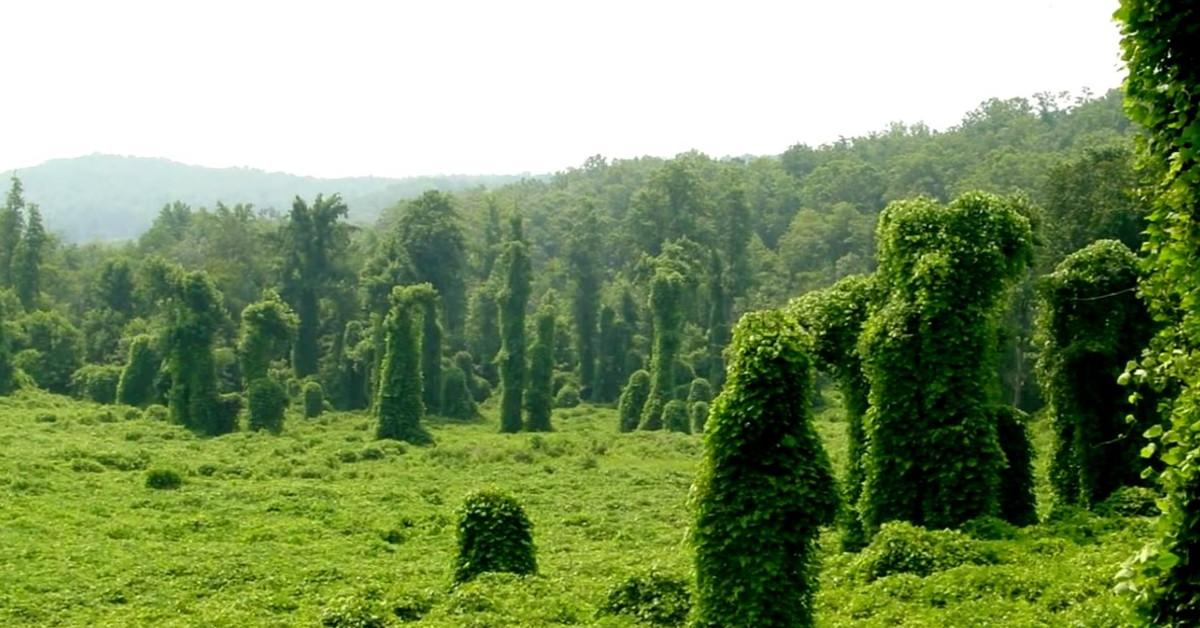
1095 486 1160 518
117 334 159 407
213 393 242 434
70 364 122 404
145 404 169 422
960 515 1021 541
690 401 709 433
145 467 183 490
319 594 387 628
600 571 692 626
853 521 998 582
441 364 478 420
554 383 581 409
687 377 713 403
453 489 536 584
617 370 651 433
247 378 287 433
303 380 324 418
663 400 690 434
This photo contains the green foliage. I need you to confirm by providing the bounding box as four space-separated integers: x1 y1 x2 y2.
165 271 229 436
247 377 287 433
617 370 651 433
1096 486 1160 519
394 191 468 337
993 406 1038 527
466 284 501 385
690 310 837 628
0 177 24 289
0 294 15 395
592 304 625 403
689 400 709 434
525 300 555 432
238 291 297 383
553 384 580 409
568 203 601 401
453 489 536 584
599 571 691 626
280 194 350 378
1036 240 1154 507
686 377 712 404
441 363 478 421
421 295 444 415
497 220 531 434
375 284 434 445
861 192 1033 532
1117 2 1200 621
319 594 388 628
13 204 46 310
144 467 183 490
852 521 998 582
787 273 876 550
662 399 689 434
116 334 160 407
640 268 686 431
303 381 324 419
14 310 84 394
70 364 122 404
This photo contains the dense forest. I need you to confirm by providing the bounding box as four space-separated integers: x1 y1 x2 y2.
4 1 1200 623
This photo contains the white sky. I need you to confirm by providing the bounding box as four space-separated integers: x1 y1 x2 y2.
0 0 1125 179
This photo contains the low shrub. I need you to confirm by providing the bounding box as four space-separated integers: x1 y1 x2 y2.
599 570 692 626
453 489 536 583
319 594 388 628
145 467 183 490
960 516 1021 541
70 364 122 404
853 521 997 581
303 380 325 419
662 400 690 434
554 384 581 409
1094 486 1159 518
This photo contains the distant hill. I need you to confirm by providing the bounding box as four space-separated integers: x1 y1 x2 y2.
1 154 532 242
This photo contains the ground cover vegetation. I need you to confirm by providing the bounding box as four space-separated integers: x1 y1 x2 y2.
4 27 1200 621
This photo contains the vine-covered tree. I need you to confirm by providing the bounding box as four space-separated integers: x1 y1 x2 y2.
421 293 444 415
394 190 468 339
239 292 297 432
568 203 601 400
375 283 435 444
787 273 875 550
280 193 350 378
117 334 159 407
618 369 651 433
640 267 686 430
467 282 501 385
166 271 231 435
525 297 555 432
1036 240 1154 507
593 304 625 403
1113 4 1200 618
690 310 837 628
497 217 531 434
860 192 1032 532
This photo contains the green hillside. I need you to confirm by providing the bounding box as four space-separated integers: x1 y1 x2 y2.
1 154 529 241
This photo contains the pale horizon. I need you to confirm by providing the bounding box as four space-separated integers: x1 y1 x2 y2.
0 0 1125 179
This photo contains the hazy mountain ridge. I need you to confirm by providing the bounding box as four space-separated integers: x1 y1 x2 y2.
1 154 531 241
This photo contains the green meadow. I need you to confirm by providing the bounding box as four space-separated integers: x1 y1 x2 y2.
0 390 1145 627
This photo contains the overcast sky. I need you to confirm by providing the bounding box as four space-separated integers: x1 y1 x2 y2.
0 0 1125 179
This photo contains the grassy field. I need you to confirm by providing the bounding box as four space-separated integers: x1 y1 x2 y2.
0 390 1147 626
